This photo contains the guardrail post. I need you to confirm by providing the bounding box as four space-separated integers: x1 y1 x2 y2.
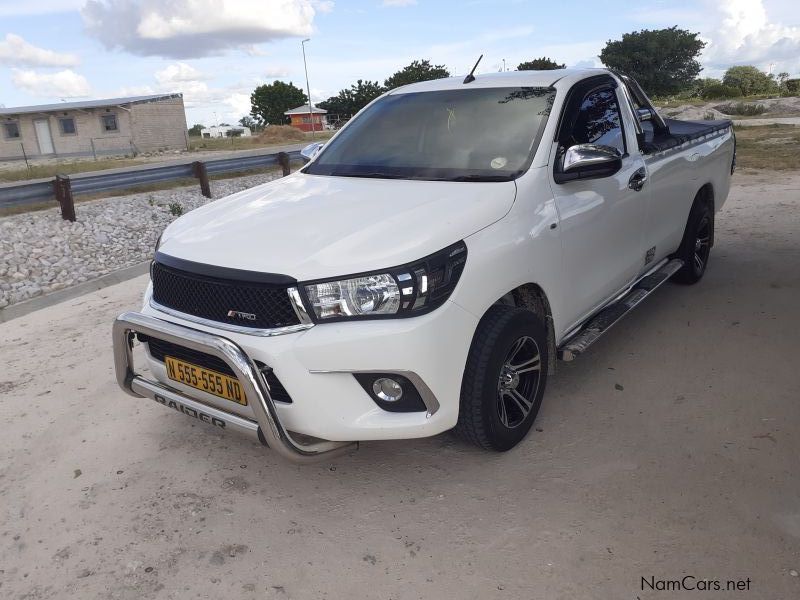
54 175 76 222
277 152 290 177
193 161 211 198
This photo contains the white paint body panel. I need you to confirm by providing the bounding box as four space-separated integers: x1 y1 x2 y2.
159 174 516 280
144 69 734 442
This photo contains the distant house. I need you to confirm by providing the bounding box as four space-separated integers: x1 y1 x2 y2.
200 125 251 138
284 104 327 132
0 93 188 161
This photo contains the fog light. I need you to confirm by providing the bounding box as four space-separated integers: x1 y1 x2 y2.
354 373 426 412
372 377 403 402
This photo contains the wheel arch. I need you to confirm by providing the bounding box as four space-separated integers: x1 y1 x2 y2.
691 182 716 247
492 283 557 374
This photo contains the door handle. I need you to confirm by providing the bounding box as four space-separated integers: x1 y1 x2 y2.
628 168 647 192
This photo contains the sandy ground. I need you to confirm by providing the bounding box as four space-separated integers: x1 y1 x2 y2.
1 170 799 599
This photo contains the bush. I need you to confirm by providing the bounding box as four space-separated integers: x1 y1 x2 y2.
722 66 778 96
701 84 741 99
717 102 767 116
785 79 800 94
168 202 184 216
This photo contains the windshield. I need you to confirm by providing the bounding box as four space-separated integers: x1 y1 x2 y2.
305 86 555 181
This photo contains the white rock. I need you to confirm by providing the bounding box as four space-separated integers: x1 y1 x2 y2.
0 170 282 308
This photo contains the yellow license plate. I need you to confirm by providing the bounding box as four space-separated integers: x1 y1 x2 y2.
165 356 247 406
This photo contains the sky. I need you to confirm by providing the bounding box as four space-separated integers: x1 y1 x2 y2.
0 0 798 126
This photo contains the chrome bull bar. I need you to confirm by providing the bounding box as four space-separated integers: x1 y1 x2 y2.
112 311 356 463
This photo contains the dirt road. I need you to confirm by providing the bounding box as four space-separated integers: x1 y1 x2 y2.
1 171 798 599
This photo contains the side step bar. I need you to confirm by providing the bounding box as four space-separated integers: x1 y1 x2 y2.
558 259 684 361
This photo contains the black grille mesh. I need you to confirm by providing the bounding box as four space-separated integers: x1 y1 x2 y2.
144 336 292 403
151 261 300 330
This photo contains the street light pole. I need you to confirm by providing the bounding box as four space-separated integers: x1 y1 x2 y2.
301 38 315 139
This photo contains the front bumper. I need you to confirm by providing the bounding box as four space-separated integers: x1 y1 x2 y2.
114 290 478 457
113 311 356 463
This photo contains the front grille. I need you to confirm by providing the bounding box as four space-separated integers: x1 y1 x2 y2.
143 336 293 403
151 261 300 330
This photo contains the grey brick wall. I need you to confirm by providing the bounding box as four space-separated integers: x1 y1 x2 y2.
130 98 188 153
0 96 188 160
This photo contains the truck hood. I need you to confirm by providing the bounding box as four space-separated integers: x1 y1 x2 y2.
159 173 516 280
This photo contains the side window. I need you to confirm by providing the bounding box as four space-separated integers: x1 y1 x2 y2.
59 117 76 135
3 121 21 140
568 88 625 154
101 114 118 132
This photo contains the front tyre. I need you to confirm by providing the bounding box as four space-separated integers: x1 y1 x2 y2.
673 198 713 284
455 306 549 451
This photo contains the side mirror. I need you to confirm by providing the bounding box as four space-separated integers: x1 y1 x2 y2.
300 142 324 163
637 107 654 122
554 144 622 183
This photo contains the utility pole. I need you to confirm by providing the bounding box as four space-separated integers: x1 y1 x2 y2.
301 38 315 139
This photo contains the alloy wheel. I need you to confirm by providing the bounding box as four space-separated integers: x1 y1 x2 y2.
496 336 541 428
693 214 711 276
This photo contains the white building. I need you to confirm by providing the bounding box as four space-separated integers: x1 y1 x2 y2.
200 125 252 138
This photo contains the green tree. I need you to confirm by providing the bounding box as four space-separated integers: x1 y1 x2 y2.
691 77 721 98
785 79 800 94
318 80 385 116
238 115 261 132
250 81 307 125
723 66 779 96
384 59 450 90
599 26 705 96
188 123 204 136
517 57 565 70
700 84 742 100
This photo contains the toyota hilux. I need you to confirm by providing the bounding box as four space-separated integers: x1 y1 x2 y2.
113 68 735 462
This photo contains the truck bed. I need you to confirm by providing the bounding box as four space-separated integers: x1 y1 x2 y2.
641 118 732 154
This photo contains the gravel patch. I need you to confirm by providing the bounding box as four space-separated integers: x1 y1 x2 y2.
0 170 282 309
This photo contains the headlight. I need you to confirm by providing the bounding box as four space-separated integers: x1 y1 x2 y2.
303 241 467 322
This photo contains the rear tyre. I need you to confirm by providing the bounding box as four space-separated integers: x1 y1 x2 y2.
673 198 713 285
455 305 548 451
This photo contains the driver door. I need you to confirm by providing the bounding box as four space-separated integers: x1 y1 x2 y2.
549 81 648 333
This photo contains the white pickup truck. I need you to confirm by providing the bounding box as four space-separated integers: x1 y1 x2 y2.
113 68 735 462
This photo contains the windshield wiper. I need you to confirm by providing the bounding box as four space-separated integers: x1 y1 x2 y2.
337 172 407 179
444 174 511 182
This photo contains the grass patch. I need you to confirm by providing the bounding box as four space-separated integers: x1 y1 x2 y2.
734 124 800 170
0 157 145 183
0 128 330 183
0 167 287 218
189 127 333 152
717 102 768 116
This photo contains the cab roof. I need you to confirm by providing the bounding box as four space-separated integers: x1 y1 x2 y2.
387 68 613 95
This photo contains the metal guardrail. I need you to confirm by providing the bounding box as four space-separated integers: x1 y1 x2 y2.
0 149 302 219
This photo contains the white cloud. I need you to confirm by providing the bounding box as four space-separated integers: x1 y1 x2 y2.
11 69 91 97
263 67 290 78
382 0 417 6
154 62 210 85
82 0 323 58
0 34 79 68
0 0 84 17
311 0 334 12
223 92 252 117
700 0 800 75
245 45 268 57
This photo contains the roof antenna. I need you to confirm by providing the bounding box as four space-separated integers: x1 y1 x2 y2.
463 54 483 84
